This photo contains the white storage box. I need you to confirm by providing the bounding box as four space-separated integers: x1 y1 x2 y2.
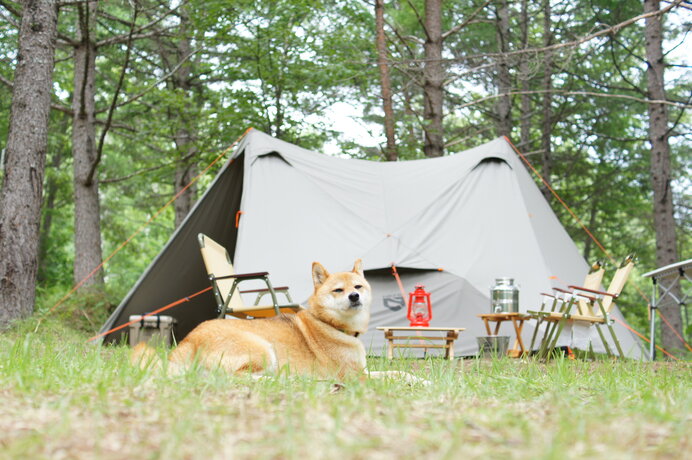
128 315 177 347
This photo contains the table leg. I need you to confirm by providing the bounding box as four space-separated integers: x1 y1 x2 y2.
493 321 502 336
512 318 526 354
445 331 458 360
482 318 492 335
384 330 393 360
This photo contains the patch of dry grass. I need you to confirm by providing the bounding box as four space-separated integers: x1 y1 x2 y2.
0 318 689 459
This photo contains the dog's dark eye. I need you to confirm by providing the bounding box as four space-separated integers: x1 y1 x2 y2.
332 288 344 293
355 285 363 290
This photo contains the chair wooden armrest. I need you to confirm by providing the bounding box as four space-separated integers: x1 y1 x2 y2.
552 287 571 295
240 286 289 294
577 293 598 302
568 285 618 298
214 271 270 280
540 292 556 298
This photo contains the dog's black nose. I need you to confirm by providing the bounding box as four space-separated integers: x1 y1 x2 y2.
349 292 360 302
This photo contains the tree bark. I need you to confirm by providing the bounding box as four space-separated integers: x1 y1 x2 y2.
423 0 444 157
173 155 197 228
167 6 197 228
38 143 64 281
583 198 599 263
0 0 58 326
518 0 531 149
494 0 512 137
72 0 104 287
644 0 683 353
375 0 397 161
403 84 419 148
540 0 553 202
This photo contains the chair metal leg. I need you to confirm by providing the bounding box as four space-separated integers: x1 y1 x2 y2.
544 298 577 360
210 276 225 316
596 302 624 358
595 324 613 357
529 317 542 352
538 321 556 359
262 275 281 315
529 297 555 351
537 313 560 359
218 278 242 318
606 322 624 358
546 318 569 360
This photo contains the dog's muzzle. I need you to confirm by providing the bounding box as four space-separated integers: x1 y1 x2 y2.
348 292 361 308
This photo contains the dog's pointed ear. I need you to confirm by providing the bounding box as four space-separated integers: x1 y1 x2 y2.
312 262 329 287
352 259 364 277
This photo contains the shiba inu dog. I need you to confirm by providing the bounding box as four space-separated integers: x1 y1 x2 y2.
134 260 380 380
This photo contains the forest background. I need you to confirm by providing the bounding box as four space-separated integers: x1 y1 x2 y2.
0 0 689 356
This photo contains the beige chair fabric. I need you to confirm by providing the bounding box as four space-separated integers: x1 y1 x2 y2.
570 258 634 318
199 234 300 317
599 259 635 313
576 264 606 315
199 234 248 312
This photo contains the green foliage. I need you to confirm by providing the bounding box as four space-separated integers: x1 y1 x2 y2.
32 286 114 335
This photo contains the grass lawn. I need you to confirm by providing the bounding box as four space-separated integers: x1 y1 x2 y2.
0 318 689 460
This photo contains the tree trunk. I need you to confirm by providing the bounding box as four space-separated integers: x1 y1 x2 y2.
519 0 531 150
494 0 512 137
540 0 553 202
403 85 418 148
72 0 104 288
375 0 397 161
644 0 683 354
38 143 65 281
169 7 198 228
583 198 599 263
423 0 444 157
0 0 58 326
174 154 197 228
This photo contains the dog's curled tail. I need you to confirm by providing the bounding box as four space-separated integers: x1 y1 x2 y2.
130 342 162 370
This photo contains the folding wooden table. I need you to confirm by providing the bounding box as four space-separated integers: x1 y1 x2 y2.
476 312 530 357
376 326 465 360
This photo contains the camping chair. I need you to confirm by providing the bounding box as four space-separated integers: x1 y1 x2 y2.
527 261 605 354
198 233 302 319
538 255 635 359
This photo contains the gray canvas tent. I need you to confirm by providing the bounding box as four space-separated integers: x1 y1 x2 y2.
100 129 645 358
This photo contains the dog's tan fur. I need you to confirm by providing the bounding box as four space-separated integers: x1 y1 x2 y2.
133 260 373 379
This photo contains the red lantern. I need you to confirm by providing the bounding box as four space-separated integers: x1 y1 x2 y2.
407 284 432 327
